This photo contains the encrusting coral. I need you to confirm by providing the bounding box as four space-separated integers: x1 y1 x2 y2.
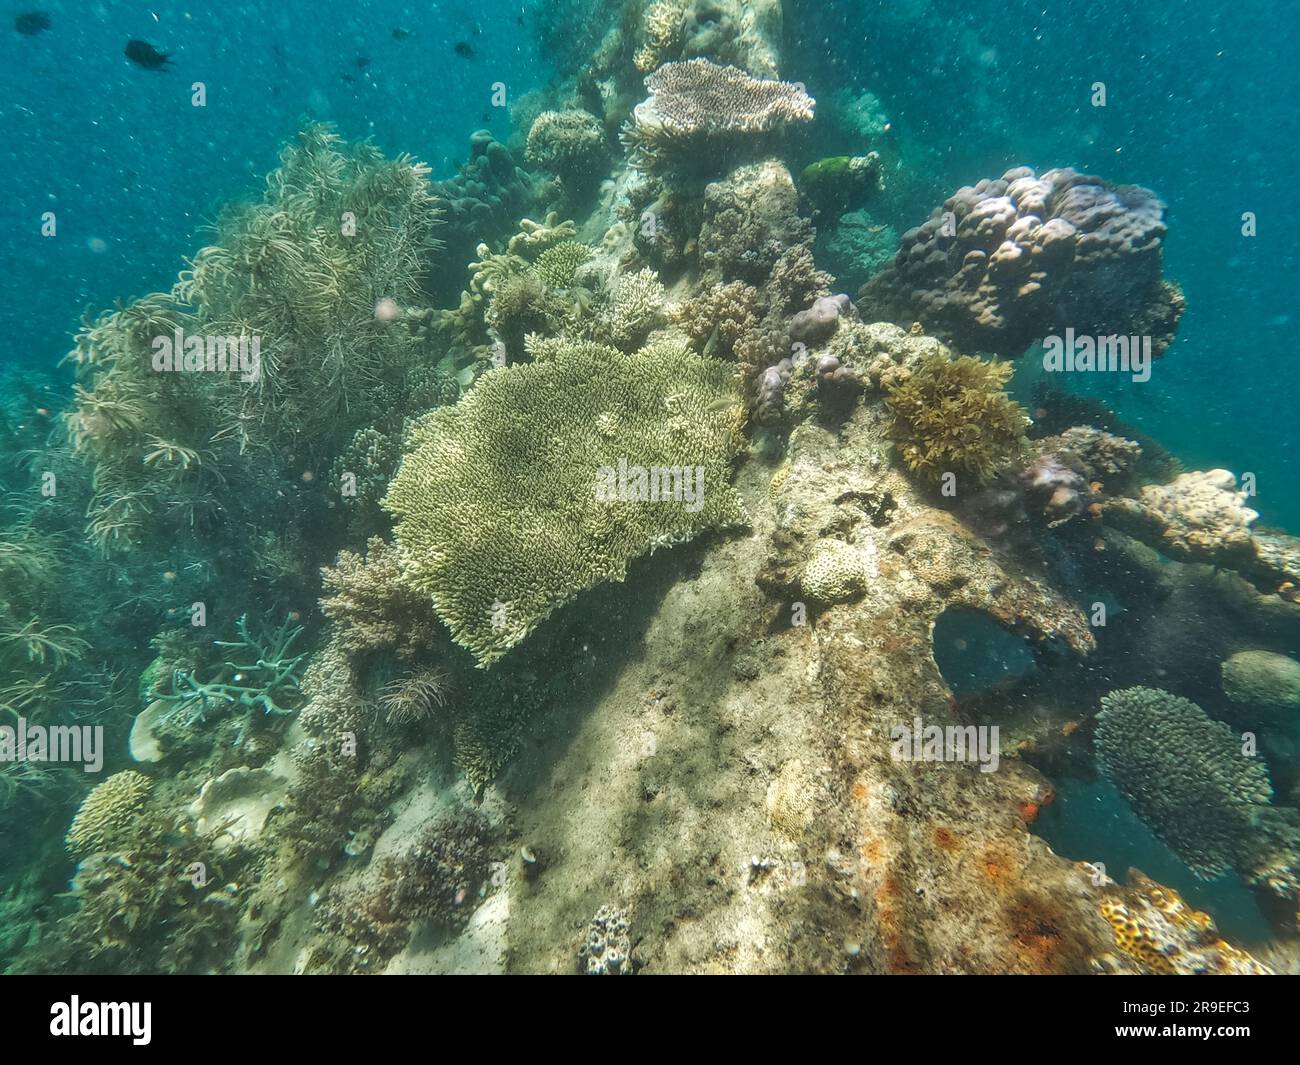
1096 872 1272 975
382 339 746 666
309 807 492 972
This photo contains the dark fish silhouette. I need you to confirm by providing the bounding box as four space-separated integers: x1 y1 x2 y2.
14 11 51 35
392 27 411 41
453 41 475 59
125 39 172 70
354 55 370 69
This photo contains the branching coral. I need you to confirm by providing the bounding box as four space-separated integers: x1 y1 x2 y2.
506 212 578 258
319 536 445 663
1094 686 1273 880
65 770 154 857
535 240 593 288
596 267 668 351
382 339 746 665
635 0 689 72
156 614 306 729
884 351 1028 485
672 280 763 358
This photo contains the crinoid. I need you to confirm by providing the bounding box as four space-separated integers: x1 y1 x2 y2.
378 669 453 725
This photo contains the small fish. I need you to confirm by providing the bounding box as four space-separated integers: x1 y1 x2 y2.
354 54 370 69
391 27 411 41
453 40 475 59
125 39 172 70
14 10 51 35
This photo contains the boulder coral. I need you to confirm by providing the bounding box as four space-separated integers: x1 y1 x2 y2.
65 770 154 857
859 166 1184 357
1222 650 1300 719
525 109 606 186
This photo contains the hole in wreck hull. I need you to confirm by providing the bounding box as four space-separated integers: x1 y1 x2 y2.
931 606 1037 701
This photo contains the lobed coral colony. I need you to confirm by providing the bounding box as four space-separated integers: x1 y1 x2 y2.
4 1 1299 978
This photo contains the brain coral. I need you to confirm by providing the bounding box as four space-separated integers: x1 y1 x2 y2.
1094 686 1273 880
1222 650 1300 719
801 538 869 604
65 770 154 857
382 340 746 665
859 166 1183 357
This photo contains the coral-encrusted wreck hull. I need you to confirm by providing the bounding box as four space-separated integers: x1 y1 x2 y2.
497 395 1205 974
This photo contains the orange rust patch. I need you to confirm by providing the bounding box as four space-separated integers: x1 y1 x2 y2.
981 847 1015 885
1017 800 1041 824
851 781 868 801
1007 899 1069 973
861 838 883 864
933 827 960 851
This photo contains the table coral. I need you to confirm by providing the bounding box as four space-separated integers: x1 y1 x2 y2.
382 339 746 665
622 59 813 171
